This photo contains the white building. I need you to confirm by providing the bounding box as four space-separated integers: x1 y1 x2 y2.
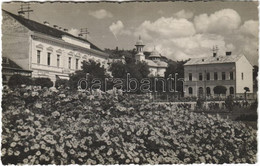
2 10 109 83
183 52 253 98
134 36 168 77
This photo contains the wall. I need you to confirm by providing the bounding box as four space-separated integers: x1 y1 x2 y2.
2 11 30 70
30 37 108 82
184 63 236 97
235 55 253 94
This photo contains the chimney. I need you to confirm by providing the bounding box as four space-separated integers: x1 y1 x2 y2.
226 51 232 56
53 25 58 29
43 21 49 26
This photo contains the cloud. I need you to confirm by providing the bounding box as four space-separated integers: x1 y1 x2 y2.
134 17 196 40
109 20 131 40
89 9 113 19
239 20 258 37
68 28 80 36
174 9 194 19
109 8 258 65
194 9 241 34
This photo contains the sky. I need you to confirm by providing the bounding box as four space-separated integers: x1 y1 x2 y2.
2 1 259 65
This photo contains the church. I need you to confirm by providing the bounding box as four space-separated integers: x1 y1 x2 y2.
134 36 168 77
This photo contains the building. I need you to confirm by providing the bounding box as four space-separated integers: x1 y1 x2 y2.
183 51 253 98
2 10 109 84
2 57 32 84
134 36 168 77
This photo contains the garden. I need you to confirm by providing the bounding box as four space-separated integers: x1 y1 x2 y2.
1 85 257 164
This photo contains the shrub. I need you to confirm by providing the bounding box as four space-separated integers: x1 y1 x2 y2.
225 95 234 111
8 74 33 89
55 79 69 89
34 77 53 88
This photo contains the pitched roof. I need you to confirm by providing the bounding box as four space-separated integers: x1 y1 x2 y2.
2 57 32 72
184 54 243 66
3 10 104 53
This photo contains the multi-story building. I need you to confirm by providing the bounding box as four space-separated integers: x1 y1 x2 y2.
134 36 168 77
183 52 253 98
2 10 109 83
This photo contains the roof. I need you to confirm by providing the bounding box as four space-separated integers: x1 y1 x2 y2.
146 59 168 68
2 57 32 72
3 10 104 53
149 48 161 58
184 54 243 66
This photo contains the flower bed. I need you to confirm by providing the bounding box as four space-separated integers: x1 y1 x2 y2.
1 87 257 164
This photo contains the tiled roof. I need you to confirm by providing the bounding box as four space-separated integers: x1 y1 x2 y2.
184 54 243 66
3 10 104 53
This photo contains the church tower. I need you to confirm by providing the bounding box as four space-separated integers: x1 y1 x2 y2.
135 36 145 62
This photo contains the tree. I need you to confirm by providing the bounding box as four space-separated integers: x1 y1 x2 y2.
69 59 109 90
244 87 250 101
8 74 33 89
253 65 258 91
34 77 53 88
213 86 227 96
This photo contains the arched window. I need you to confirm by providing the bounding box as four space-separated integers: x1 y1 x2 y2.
230 87 234 95
206 87 211 96
188 87 193 94
198 87 203 97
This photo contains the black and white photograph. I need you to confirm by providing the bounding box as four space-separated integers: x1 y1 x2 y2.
1 0 258 164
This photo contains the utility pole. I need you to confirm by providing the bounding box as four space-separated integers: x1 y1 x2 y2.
18 3 33 20
79 28 90 39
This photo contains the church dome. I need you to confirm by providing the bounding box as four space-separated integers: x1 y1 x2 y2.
149 47 161 58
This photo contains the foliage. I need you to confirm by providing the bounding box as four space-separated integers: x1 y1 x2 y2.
55 79 69 89
109 61 149 80
213 86 227 95
196 98 204 109
235 114 257 121
8 74 33 89
1 87 257 164
34 77 53 88
225 95 234 112
243 87 250 101
69 59 109 90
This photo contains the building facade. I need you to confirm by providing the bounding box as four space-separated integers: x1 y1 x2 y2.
134 36 168 77
2 10 109 83
183 52 253 98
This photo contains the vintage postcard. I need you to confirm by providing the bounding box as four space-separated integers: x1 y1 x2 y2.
1 0 258 165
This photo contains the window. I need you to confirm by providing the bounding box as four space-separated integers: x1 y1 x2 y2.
47 52 51 66
241 72 244 80
57 55 60 67
188 87 193 94
206 87 211 96
230 72 234 80
189 73 192 81
199 73 203 81
76 59 79 70
230 87 234 95
206 72 210 80
68 57 72 69
222 72 226 80
37 50 41 64
214 72 218 80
